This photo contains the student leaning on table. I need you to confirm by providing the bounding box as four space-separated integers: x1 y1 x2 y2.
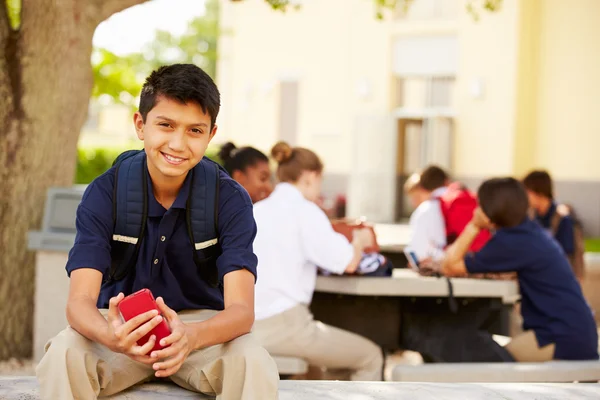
427 177 598 362
251 141 384 381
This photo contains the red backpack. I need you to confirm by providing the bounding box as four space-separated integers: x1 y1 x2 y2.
436 182 490 252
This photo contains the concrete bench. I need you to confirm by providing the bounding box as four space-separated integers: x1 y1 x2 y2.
273 355 309 376
3 376 600 399
392 360 600 383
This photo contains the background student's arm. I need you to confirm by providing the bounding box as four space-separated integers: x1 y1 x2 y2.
441 207 489 276
440 223 479 276
300 202 373 275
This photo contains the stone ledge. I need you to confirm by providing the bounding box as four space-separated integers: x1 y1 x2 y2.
3 377 600 399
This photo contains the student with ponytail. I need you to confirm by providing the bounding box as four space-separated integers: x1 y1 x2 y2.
251 141 384 381
219 142 273 203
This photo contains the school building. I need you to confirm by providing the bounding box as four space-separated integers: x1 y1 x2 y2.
216 0 600 234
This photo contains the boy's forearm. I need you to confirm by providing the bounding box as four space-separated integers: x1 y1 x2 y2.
66 296 111 347
442 222 480 273
188 304 254 350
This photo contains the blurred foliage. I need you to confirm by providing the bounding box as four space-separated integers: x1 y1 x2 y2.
5 0 21 29
373 0 414 20
75 145 222 184
252 0 502 21
585 238 600 253
92 0 219 109
466 0 503 21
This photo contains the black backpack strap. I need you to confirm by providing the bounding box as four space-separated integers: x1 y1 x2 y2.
109 150 148 281
187 157 221 287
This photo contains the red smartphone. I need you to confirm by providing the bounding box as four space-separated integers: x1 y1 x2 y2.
117 289 171 354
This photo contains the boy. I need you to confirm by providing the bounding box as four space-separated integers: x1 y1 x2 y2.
404 166 449 262
523 170 583 280
437 177 598 361
36 64 279 399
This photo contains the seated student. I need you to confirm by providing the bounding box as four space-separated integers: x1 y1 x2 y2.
522 170 583 280
252 141 384 381
438 177 598 361
219 142 273 203
404 166 449 262
36 64 279 399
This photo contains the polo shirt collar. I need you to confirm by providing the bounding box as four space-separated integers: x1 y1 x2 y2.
146 168 192 217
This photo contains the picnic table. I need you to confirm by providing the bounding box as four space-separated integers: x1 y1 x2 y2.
311 269 519 353
372 223 410 267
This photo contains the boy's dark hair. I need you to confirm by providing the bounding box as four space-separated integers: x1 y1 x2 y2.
522 170 554 199
478 177 529 228
139 64 220 128
419 165 449 191
219 142 269 175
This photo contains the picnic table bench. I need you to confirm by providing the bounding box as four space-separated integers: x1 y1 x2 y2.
392 360 600 382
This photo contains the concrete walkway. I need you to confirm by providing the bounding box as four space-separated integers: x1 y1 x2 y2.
2 376 600 399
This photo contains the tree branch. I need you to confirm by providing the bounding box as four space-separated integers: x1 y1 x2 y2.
96 0 149 24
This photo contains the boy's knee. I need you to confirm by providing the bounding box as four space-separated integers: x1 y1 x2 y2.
46 327 89 353
222 334 278 373
226 335 270 360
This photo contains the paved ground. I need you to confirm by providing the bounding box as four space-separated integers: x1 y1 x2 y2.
3 377 600 400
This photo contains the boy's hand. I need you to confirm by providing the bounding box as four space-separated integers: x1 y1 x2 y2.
150 297 195 377
105 292 163 364
472 207 492 230
418 257 441 276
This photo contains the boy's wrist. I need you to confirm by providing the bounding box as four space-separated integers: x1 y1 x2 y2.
467 221 482 232
186 321 206 350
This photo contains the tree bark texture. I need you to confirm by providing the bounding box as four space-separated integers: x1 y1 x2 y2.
0 0 146 360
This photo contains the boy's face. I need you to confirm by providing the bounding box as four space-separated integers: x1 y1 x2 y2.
134 96 217 182
526 190 542 211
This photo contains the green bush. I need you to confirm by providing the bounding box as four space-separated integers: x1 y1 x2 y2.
585 238 600 253
75 146 223 185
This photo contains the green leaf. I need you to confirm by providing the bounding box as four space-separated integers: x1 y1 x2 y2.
6 0 21 30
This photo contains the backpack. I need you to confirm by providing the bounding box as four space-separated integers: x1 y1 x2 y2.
108 150 222 287
436 182 491 252
550 204 586 281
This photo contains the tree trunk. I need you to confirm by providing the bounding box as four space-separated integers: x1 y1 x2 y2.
0 0 145 360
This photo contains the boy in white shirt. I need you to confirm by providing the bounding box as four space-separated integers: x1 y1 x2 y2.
404 166 449 262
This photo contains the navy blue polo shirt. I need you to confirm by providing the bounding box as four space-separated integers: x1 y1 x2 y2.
465 219 598 360
66 164 257 312
536 202 575 256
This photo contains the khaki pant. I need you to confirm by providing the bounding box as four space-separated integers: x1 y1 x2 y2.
36 309 279 400
505 330 556 362
253 305 383 381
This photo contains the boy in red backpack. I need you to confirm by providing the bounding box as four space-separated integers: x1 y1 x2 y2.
405 166 490 263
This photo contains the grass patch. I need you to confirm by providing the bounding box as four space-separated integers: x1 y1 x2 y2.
585 238 600 253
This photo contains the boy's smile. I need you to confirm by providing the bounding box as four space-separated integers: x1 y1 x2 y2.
134 95 217 187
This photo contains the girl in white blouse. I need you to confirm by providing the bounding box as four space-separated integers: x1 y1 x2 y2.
252 142 383 381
